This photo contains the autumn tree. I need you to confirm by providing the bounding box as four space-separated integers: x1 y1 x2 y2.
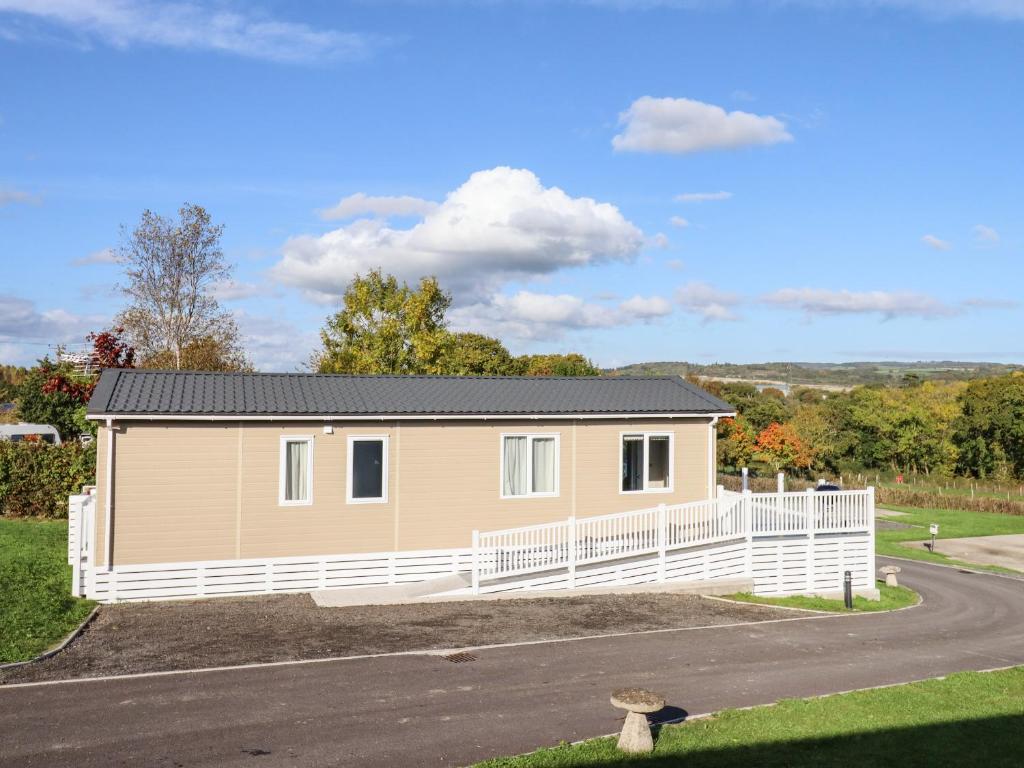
754 422 813 473
317 270 452 374
116 203 247 370
717 416 757 470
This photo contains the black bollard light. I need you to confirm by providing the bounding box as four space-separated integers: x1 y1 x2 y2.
843 570 853 609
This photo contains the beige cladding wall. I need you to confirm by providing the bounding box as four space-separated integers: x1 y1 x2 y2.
94 417 716 566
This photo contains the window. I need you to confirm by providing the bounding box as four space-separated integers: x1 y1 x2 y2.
502 434 559 498
279 436 313 506
347 435 388 503
621 432 672 493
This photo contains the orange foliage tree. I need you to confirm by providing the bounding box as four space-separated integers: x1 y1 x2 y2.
754 422 814 473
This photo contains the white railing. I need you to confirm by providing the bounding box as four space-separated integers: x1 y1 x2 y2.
472 487 874 591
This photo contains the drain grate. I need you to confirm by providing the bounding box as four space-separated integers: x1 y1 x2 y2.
444 651 477 664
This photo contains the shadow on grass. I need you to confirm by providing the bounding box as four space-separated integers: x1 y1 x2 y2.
567 715 1024 768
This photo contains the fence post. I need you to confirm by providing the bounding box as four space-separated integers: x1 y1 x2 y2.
867 486 876 590
471 529 480 595
805 488 815 593
70 497 84 598
568 516 577 589
743 490 753 578
657 503 667 582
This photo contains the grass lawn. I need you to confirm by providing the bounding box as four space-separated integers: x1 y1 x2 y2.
0 518 96 663
724 582 917 613
876 505 1024 574
476 667 1024 767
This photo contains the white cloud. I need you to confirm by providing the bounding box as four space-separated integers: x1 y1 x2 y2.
763 288 957 319
675 191 732 203
620 295 673 318
0 185 39 206
0 0 377 63
961 297 1018 310
272 166 646 304
210 280 270 301
0 294 105 364
650 232 670 248
669 216 690 228
675 281 740 321
71 247 119 266
921 234 952 251
235 310 317 371
613 97 793 154
449 291 671 341
973 224 999 244
318 193 438 221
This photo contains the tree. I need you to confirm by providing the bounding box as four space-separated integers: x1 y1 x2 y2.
116 203 246 370
140 334 252 372
717 416 757 469
317 270 452 374
87 327 135 370
442 333 517 375
15 360 91 441
754 422 813 473
513 353 600 376
954 373 1024 478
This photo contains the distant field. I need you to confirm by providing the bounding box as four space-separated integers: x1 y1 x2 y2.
605 360 1022 387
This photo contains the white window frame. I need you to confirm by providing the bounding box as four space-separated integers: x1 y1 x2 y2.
499 433 560 499
619 431 674 495
278 435 314 507
346 434 389 505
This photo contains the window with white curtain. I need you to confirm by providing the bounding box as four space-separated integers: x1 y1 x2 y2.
621 432 673 493
347 435 388 503
279 436 314 505
502 434 559 498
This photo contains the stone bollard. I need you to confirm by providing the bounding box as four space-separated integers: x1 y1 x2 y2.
879 564 901 588
610 688 666 754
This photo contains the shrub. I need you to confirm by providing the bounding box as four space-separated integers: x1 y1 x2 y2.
0 441 97 518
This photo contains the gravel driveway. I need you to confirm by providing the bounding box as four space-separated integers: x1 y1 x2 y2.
1 591 796 684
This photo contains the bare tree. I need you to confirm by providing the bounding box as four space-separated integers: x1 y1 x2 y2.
115 204 249 370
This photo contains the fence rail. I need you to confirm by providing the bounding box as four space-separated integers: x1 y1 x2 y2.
472 487 874 590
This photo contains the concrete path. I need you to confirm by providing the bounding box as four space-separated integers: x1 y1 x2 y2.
2 558 1022 768
902 533 1024 572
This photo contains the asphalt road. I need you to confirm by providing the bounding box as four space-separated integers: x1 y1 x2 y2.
2 558 1022 768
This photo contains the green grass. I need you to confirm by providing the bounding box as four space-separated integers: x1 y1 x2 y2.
0 518 96 663
476 667 1024 767
876 505 1024 574
725 582 917 613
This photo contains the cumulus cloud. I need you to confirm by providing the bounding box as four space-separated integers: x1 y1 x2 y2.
675 281 740 321
234 310 318 371
0 0 378 63
318 193 438 221
272 167 645 304
650 232 670 248
71 247 119 266
449 291 672 341
669 216 689 228
921 234 952 251
0 294 105 364
613 97 792 154
0 185 40 206
675 191 732 203
763 288 957 319
973 224 999 245
210 280 271 301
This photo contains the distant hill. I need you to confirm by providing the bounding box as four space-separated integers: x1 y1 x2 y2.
604 361 1023 388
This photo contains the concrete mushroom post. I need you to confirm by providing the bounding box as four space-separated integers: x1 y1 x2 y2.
879 564 901 587
610 688 665 754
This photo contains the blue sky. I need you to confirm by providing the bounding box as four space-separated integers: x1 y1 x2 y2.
1 0 1021 371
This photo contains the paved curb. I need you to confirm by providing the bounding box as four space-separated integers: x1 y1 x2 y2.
0 606 100 672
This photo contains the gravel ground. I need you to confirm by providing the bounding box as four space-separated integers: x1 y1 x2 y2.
0 592 798 684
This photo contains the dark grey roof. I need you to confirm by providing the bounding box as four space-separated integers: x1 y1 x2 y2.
87 369 735 418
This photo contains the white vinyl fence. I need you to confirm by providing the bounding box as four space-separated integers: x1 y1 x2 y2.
69 487 875 603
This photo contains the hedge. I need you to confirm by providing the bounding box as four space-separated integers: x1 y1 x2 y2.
0 441 97 518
